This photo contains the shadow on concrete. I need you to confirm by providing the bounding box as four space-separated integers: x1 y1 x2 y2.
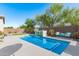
64 42 79 56
0 43 22 56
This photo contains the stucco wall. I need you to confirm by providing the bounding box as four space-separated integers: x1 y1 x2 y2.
0 18 4 32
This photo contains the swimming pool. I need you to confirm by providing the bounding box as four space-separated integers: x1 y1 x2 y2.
21 35 70 55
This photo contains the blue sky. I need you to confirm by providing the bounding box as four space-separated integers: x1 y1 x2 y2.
0 3 79 28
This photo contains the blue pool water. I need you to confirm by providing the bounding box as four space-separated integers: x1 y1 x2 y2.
21 35 70 55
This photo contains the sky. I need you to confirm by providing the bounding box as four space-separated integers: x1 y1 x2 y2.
0 3 79 28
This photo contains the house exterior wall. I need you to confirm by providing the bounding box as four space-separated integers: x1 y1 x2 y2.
0 16 5 32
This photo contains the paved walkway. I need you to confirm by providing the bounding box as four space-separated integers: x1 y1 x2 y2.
0 35 55 56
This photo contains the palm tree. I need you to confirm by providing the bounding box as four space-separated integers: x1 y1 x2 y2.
71 8 79 26
50 3 63 15
20 4 79 35
35 13 52 29
61 8 79 26
34 4 64 36
49 3 64 27
49 4 79 27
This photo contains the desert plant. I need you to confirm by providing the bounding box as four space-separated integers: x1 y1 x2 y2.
0 31 3 35
72 32 79 39
47 29 55 36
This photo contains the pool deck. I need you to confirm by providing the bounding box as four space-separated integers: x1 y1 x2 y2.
0 34 79 56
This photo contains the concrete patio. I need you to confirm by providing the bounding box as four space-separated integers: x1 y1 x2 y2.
0 35 79 56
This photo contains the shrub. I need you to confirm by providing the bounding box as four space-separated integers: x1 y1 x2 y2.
72 32 79 39
47 29 55 36
0 31 3 35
